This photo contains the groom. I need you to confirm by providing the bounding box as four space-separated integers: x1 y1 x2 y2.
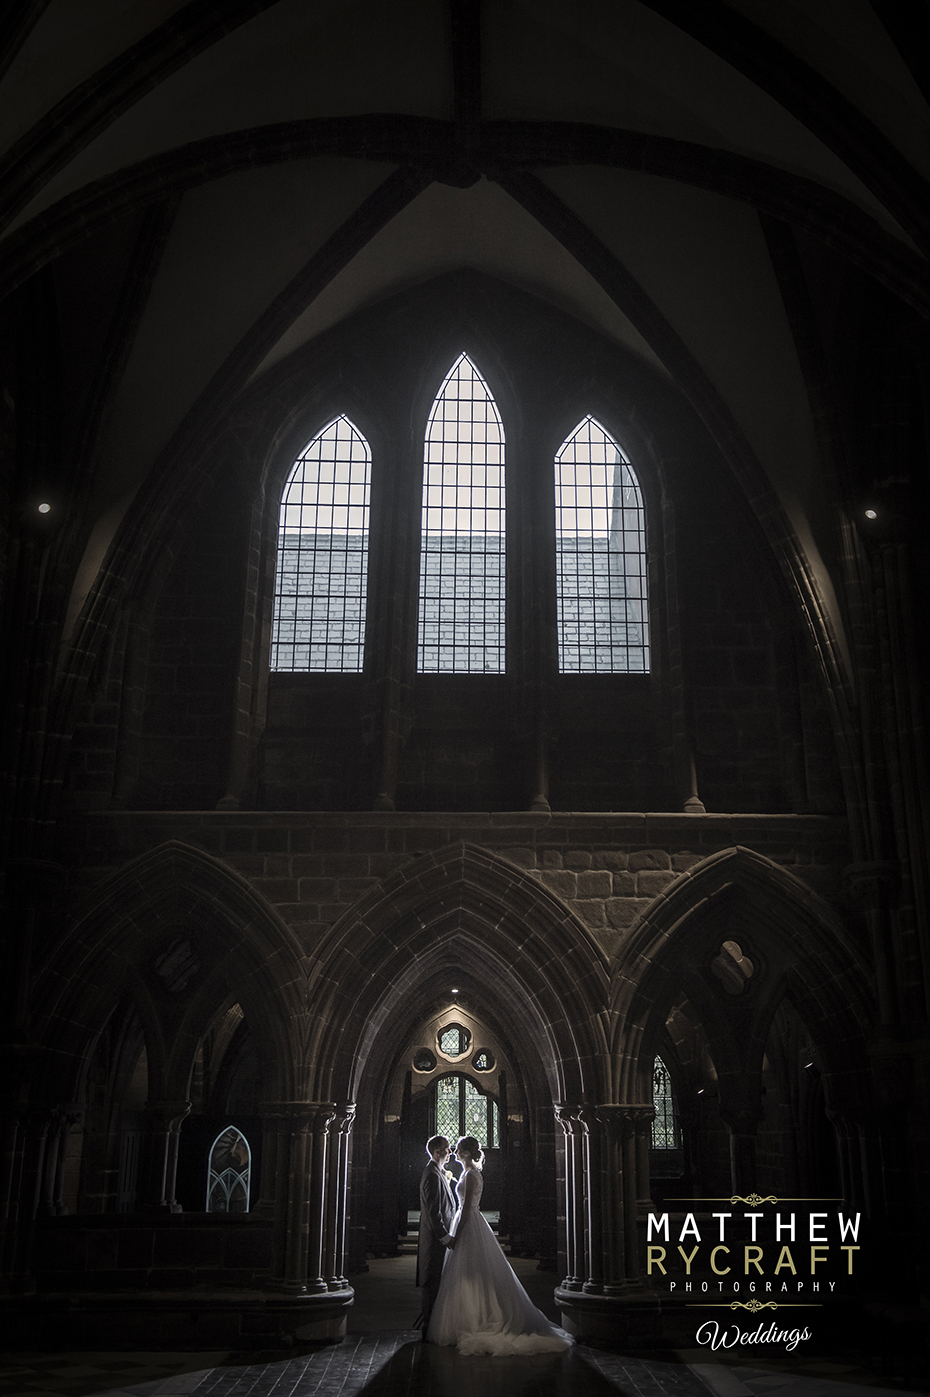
416 1134 456 1332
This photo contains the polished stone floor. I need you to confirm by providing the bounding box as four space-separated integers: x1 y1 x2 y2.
0 1255 926 1397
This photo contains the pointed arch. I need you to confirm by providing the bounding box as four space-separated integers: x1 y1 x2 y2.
304 841 611 1104
206 1125 252 1213
34 841 310 1104
609 846 873 1112
555 415 649 673
418 353 506 673
272 413 372 672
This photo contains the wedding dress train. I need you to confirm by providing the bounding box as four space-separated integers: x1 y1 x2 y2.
426 1166 572 1356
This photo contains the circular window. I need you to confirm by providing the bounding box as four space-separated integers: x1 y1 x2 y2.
438 1024 470 1058
413 1048 437 1072
472 1050 494 1071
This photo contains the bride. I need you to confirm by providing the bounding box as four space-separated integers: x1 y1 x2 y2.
426 1135 573 1356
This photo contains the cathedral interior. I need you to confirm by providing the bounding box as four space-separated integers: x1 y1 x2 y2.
1 0 929 1366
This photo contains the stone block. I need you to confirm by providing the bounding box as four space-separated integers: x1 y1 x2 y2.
563 850 593 870
611 871 636 896
637 870 676 897
541 870 577 898
628 848 671 871
592 849 629 870
576 870 612 898
672 852 701 872
541 849 563 869
573 898 607 927
605 897 653 929
253 878 300 903
501 846 536 867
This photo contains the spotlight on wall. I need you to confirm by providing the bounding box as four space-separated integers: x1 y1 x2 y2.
37 502 51 514
697 1088 704 1095
864 509 877 520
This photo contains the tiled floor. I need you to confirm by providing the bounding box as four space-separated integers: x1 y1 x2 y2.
2 1344 927 1397
1 1254 926 1397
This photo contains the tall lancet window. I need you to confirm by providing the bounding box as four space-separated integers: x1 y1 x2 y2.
418 354 505 672
555 417 649 673
651 1057 679 1149
271 416 371 671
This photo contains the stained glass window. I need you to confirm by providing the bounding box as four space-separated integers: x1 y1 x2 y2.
433 1074 499 1148
206 1126 251 1212
272 415 371 671
651 1057 678 1150
418 354 505 672
438 1024 469 1058
555 417 648 673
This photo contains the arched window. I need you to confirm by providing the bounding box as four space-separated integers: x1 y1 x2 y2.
206 1125 251 1212
651 1057 679 1150
555 416 648 673
271 415 371 671
418 354 505 673
434 1073 499 1148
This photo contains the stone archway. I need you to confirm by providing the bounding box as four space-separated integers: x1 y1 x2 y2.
610 846 874 1200
303 841 612 1325
12 840 345 1337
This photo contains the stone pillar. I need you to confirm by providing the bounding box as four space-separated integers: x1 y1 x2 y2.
624 1106 654 1284
142 1100 191 1212
554 1106 584 1291
578 1106 603 1293
844 862 899 1025
720 1106 762 1194
323 1104 355 1289
262 1102 338 1295
591 1107 624 1294
36 1104 84 1216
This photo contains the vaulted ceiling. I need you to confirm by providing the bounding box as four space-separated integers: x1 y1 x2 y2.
3 0 927 672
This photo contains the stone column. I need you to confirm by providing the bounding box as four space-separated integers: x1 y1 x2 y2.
142 1100 191 1212
720 1106 762 1194
591 1107 623 1294
577 1106 604 1293
844 862 898 1025
324 1104 355 1289
262 1102 338 1295
625 1106 654 1284
554 1106 584 1291
37 1104 84 1216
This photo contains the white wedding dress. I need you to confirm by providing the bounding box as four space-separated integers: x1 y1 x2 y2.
426 1165 572 1356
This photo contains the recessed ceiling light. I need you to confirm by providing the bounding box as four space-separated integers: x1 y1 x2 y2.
37 502 51 514
864 509 877 520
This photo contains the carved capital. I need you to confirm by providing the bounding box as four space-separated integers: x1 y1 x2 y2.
554 1103 585 1137
843 860 898 910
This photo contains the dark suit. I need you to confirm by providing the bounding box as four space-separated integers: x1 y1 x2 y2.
417 1159 456 1327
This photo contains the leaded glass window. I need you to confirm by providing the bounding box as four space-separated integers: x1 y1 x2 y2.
206 1125 251 1212
433 1074 499 1148
418 354 505 672
555 417 648 673
651 1057 678 1149
272 415 371 671
439 1024 470 1058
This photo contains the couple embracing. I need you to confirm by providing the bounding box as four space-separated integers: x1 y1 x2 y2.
417 1133 571 1356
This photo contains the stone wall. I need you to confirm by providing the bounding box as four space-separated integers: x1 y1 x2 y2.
62 809 850 957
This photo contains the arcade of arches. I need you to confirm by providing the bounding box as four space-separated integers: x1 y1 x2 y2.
1 0 929 1355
